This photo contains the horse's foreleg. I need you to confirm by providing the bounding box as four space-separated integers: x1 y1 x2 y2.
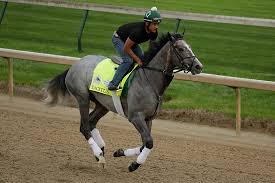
114 120 152 158
113 146 143 157
146 120 152 133
128 114 153 172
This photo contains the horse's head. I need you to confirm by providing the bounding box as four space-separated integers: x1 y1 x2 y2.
168 32 203 75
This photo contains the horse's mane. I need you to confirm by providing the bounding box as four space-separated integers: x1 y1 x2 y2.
143 33 183 63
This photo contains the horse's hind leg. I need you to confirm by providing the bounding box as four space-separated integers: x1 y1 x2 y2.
74 93 105 167
88 101 109 160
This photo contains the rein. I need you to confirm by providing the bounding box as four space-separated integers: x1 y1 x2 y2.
140 67 164 121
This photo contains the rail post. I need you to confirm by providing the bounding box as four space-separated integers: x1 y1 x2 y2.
6 57 14 97
235 87 241 135
174 18 181 33
77 9 89 52
0 1 8 25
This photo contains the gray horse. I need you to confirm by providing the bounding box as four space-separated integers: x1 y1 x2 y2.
44 33 203 172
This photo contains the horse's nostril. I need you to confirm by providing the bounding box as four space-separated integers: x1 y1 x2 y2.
195 65 202 70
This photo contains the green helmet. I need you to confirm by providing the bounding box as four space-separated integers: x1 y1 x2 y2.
144 7 162 23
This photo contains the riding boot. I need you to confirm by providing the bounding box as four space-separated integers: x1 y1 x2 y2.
108 61 134 90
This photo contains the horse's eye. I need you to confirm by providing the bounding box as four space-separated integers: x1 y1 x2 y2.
178 48 184 52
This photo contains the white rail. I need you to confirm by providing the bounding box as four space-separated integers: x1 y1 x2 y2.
4 0 275 27
1 48 274 135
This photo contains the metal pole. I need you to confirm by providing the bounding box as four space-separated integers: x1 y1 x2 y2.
77 10 89 52
7 57 14 97
0 1 8 25
235 87 241 135
174 18 181 33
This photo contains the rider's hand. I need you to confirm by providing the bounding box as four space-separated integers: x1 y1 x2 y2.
137 61 143 67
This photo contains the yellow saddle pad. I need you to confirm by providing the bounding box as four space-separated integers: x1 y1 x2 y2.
89 58 137 96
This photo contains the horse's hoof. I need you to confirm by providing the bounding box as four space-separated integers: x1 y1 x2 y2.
113 149 125 157
95 147 105 161
101 147 105 156
97 155 106 169
128 161 140 172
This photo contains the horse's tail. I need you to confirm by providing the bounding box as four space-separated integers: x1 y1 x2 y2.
44 69 70 106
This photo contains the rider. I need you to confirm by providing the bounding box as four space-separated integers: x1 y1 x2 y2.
108 7 162 90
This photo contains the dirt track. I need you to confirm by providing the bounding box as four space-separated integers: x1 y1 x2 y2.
0 94 274 183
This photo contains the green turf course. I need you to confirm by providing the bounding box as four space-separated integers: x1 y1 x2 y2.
0 3 274 120
73 0 275 19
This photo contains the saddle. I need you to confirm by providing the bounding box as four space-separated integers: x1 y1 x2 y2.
89 57 138 97
110 55 123 64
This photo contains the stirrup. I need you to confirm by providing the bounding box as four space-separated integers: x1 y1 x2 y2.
108 86 118 90
108 83 118 90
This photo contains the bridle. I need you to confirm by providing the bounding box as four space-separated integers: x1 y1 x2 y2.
170 40 197 74
142 39 197 77
139 38 197 120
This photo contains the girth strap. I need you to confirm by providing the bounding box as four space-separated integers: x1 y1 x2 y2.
111 91 125 117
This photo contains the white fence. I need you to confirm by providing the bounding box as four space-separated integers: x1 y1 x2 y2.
1 48 275 135
5 0 275 27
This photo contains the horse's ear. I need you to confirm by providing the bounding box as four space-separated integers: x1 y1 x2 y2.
167 32 172 41
167 32 175 42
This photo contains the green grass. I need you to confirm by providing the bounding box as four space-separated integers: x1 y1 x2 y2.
164 80 275 120
0 59 69 87
72 0 275 19
0 4 274 120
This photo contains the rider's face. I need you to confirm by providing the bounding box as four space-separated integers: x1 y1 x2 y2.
148 22 160 33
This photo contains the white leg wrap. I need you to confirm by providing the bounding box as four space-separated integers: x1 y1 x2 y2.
124 147 141 157
88 137 102 157
136 147 151 164
91 128 105 148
